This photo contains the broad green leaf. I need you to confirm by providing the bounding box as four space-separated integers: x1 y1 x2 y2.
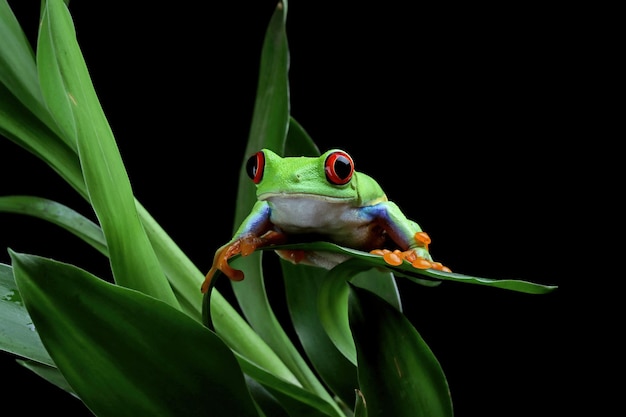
1 2 328 391
11 251 260 417
0 111 290 377
37 0 178 307
348 285 454 417
0 263 52 366
1 263 73 395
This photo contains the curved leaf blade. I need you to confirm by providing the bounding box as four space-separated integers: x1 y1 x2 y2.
16 359 75 396
0 263 52 366
0 0 63 139
266 242 558 294
37 0 178 307
316 260 404 367
284 116 320 157
317 263 358 366
11 250 260 417
237 352 342 417
283 261 358 406
0 196 106 255
354 389 367 417
0 81 86 197
348 285 454 417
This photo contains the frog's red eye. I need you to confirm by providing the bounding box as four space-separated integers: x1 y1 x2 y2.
246 151 265 184
325 150 354 185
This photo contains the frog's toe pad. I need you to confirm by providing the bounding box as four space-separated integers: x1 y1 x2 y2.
430 261 451 272
369 248 451 272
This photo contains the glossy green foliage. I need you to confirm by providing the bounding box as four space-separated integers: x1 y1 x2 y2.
38 0 178 307
349 284 454 417
11 251 259 417
0 263 53 366
0 1 557 416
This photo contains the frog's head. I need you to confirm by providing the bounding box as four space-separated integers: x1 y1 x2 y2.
245 148 384 204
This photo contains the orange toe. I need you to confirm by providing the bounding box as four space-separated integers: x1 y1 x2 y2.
201 240 245 293
411 257 432 269
383 250 404 266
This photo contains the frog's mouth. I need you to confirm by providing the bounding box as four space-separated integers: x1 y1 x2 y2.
258 192 352 203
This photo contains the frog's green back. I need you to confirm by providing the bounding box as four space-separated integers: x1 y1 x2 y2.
353 171 387 206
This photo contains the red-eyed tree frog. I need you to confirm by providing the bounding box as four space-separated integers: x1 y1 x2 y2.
201 149 450 293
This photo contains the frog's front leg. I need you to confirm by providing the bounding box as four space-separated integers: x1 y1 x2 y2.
201 201 285 293
363 201 451 272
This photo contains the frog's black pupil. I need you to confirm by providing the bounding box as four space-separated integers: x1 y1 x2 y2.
246 155 257 180
334 156 352 180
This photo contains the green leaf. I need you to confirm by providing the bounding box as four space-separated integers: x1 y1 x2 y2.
225 0 287 324
237 353 343 417
11 250 260 417
0 99 286 375
244 376 287 417
0 196 107 255
0 263 53 366
316 263 360 366
284 116 320 157
37 0 178 307
317 260 404 367
204 288 303 389
267 241 557 294
130 202 204 319
354 389 367 417
16 359 76 396
283 261 358 406
0 81 86 197
0 0 63 140
348 285 454 417
240 0 291 161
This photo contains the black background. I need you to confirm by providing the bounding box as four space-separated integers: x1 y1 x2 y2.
1 1 596 416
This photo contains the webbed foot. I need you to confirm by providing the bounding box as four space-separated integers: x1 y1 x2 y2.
201 231 288 293
369 232 451 273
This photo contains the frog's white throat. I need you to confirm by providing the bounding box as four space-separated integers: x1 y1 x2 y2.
261 193 360 235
